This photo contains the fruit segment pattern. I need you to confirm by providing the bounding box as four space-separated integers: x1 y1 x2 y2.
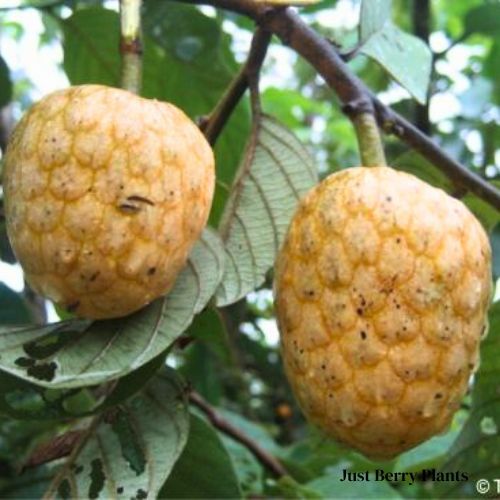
3 85 215 319
275 167 491 459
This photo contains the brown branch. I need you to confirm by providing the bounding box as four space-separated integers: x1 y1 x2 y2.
412 0 431 134
201 27 272 145
188 391 287 478
23 430 83 471
174 0 500 211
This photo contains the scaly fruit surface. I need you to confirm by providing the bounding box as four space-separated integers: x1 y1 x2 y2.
274 166 491 459
3 85 214 319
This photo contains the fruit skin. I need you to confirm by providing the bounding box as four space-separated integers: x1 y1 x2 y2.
3 85 215 319
274 166 491 460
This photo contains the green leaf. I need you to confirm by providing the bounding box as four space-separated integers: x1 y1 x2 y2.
62 8 120 87
0 230 225 389
0 56 12 108
42 370 189 500
220 434 264 496
306 474 402 498
360 22 432 104
215 115 318 307
0 350 166 423
465 3 500 36
187 307 232 364
160 414 241 498
359 0 392 44
490 226 500 279
0 284 32 325
357 0 431 104
433 302 500 498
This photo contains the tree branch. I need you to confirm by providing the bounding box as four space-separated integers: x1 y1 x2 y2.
201 27 272 145
188 391 287 478
175 0 500 211
412 0 431 134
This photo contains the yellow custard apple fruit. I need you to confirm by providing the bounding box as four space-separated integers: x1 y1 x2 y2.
274 166 491 459
3 85 214 319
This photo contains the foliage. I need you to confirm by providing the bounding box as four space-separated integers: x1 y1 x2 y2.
0 0 499 498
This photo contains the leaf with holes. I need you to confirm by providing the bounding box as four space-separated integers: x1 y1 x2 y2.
215 115 317 307
0 351 167 421
432 302 500 498
42 370 189 500
358 0 431 104
0 229 225 389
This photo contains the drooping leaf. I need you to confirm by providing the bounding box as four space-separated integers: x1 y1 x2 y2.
433 302 500 498
160 414 241 498
0 55 12 108
358 0 432 104
0 230 225 389
42 370 189 500
215 115 318 307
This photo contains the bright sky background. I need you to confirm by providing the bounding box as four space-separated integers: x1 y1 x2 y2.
0 0 497 329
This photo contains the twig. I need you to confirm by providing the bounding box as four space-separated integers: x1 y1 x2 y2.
351 112 387 167
173 0 500 211
201 27 272 145
374 101 500 208
412 0 431 134
119 0 143 93
23 431 83 471
188 390 287 478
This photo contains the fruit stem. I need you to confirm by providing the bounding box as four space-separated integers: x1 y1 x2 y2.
353 112 387 167
119 0 143 94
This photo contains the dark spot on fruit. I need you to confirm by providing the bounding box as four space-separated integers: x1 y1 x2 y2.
356 308 363 316
118 203 141 214
321 364 326 370
67 301 80 312
89 271 100 282
360 330 367 340
117 486 124 494
148 267 156 276
434 393 443 399
127 195 155 206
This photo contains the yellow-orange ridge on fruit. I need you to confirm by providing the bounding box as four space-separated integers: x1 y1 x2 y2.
3 85 215 319
274 166 491 459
